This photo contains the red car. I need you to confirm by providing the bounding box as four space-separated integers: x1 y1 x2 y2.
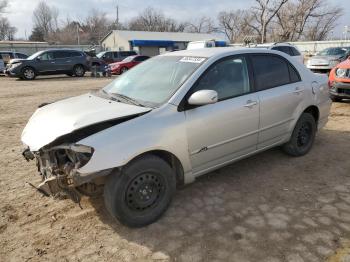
329 57 350 102
109 55 150 75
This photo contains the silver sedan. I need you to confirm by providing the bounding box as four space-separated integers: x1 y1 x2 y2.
21 48 331 227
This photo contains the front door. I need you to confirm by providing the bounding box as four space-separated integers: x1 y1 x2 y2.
184 55 260 175
37 51 58 74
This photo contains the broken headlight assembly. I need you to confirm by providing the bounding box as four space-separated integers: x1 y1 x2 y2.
48 144 94 174
26 144 95 200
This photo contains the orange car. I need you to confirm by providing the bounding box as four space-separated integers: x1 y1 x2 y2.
329 58 350 102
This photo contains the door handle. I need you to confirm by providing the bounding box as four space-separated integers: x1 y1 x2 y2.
51 61 55 64
293 87 304 95
244 100 258 108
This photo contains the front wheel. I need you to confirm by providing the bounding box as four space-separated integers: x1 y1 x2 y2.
21 67 36 80
104 155 176 227
282 113 316 157
120 67 128 74
73 65 85 77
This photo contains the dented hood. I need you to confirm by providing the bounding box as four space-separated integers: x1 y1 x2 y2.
22 93 151 151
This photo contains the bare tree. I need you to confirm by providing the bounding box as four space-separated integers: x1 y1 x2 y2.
32 1 59 39
83 9 111 44
127 7 186 32
247 0 289 43
186 16 215 33
274 0 342 41
218 10 254 43
0 0 17 40
0 17 16 40
303 6 342 40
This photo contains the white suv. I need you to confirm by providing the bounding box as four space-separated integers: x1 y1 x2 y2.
253 43 304 64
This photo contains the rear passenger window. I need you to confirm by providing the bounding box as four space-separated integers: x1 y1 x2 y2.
70 51 82 57
272 46 291 55
53 51 70 59
16 53 28 59
290 47 301 56
251 55 298 91
289 64 301 83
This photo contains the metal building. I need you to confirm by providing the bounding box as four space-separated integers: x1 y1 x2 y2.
100 30 225 56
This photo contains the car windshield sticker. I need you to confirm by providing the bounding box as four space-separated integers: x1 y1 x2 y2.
180 57 206 63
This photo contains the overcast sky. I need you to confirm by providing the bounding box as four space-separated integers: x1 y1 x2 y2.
5 0 350 39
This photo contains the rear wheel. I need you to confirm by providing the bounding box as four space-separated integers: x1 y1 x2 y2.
282 113 316 157
22 67 36 80
104 155 176 227
73 65 85 77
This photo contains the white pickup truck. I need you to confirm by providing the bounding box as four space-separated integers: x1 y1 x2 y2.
187 40 227 50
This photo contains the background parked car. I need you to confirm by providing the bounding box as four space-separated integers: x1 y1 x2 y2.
252 43 304 64
329 57 350 102
6 49 89 80
96 51 137 64
109 55 150 74
0 51 28 66
306 47 350 73
0 58 5 74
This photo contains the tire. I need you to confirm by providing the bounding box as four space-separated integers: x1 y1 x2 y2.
104 155 176 227
282 113 317 157
73 64 85 77
330 95 342 102
21 67 36 80
120 67 128 74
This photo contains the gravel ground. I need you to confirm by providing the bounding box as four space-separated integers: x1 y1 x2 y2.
0 75 350 262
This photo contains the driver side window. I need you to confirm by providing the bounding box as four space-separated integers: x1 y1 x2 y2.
40 52 54 61
192 56 250 101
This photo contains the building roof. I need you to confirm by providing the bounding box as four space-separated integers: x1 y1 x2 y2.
0 41 49 45
101 30 224 43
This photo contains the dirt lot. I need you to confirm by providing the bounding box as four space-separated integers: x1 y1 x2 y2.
0 75 350 262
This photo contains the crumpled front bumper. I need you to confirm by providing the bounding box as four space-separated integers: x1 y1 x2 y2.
22 146 112 199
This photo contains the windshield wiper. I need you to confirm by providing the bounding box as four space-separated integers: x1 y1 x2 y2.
110 93 145 107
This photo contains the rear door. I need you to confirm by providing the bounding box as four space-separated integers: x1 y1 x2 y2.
53 51 71 72
184 55 260 174
249 54 304 149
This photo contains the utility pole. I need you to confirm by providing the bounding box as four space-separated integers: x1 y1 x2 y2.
76 23 80 46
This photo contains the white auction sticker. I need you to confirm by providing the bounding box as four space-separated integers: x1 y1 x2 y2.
179 57 206 63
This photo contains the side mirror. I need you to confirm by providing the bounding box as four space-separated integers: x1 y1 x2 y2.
36 57 41 61
188 90 218 106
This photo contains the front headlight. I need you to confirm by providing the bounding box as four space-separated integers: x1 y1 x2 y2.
336 68 347 78
11 62 22 69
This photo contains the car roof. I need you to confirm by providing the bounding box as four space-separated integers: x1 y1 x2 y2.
161 47 284 59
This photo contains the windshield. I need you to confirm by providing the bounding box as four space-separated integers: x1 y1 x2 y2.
96 52 106 58
103 55 206 106
122 56 135 62
316 48 348 56
27 51 44 60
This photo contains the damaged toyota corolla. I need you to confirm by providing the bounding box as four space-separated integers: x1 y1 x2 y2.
22 48 331 227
